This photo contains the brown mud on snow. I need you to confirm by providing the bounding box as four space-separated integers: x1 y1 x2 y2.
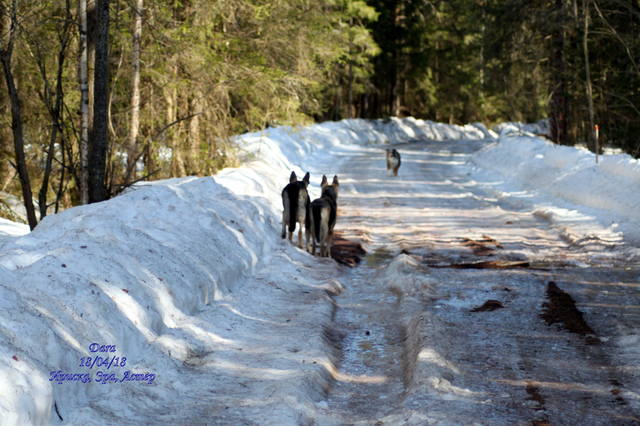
526 383 550 425
331 232 366 267
460 235 503 256
540 281 600 344
430 260 530 269
525 383 546 410
470 299 504 312
531 421 551 426
609 379 628 406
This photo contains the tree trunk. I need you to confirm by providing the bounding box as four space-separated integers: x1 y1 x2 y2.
188 93 200 175
347 61 354 118
79 0 90 204
88 0 109 203
1 57 36 228
126 0 143 182
550 0 569 144
389 48 398 117
0 78 11 190
87 0 96 130
55 134 66 214
346 17 354 118
582 0 597 157
39 0 72 219
166 66 185 176
0 0 37 229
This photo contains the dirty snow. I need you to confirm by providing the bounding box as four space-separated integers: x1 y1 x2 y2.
0 116 639 424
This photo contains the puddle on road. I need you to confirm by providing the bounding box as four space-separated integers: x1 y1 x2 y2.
365 246 394 267
325 268 408 420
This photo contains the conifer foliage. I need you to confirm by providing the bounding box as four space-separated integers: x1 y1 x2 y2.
0 0 638 223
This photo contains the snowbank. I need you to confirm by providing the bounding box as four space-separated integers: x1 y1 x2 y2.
493 119 550 138
0 117 490 425
371 117 496 143
3 114 640 423
0 191 34 226
0 217 28 238
471 134 640 243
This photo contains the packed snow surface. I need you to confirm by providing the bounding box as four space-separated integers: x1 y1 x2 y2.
471 131 640 243
0 116 638 424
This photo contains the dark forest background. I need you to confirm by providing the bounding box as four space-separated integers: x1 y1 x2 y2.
0 0 638 228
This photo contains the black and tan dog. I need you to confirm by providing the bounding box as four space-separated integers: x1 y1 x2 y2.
386 148 401 176
309 175 339 257
281 171 311 249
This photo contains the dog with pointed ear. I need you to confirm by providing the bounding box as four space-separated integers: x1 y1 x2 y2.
281 171 311 249
309 174 339 257
386 148 401 176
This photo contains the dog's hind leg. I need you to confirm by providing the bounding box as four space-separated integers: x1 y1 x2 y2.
324 233 332 257
323 232 332 257
297 209 306 248
282 192 290 239
319 211 329 257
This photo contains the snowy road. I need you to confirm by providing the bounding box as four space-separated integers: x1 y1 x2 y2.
306 138 640 424
3 121 640 425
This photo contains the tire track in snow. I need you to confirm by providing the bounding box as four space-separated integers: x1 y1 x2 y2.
303 143 425 422
306 138 639 424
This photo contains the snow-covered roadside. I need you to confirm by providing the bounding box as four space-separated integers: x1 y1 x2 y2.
0 217 29 238
470 133 640 247
4 112 639 424
311 132 640 424
0 117 490 425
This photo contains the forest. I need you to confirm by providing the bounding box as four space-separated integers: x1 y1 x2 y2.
0 0 638 229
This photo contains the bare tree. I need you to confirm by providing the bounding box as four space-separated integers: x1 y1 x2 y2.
0 81 11 189
187 93 201 174
35 0 73 219
88 0 109 202
125 0 143 182
79 0 89 204
550 0 569 144
0 0 37 229
582 0 597 157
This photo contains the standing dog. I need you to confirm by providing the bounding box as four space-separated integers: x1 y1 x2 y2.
386 148 401 176
281 171 311 249
309 175 339 257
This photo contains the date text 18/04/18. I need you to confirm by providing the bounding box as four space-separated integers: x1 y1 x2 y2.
49 342 156 385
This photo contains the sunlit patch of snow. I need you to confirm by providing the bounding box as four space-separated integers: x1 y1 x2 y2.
2 116 640 424
0 217 29 238
418 348 460 374
471 134 640 244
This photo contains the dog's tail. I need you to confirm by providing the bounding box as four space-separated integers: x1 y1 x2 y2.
311 200 322 242
328 198 337 234
286 185 299 233
305 195 311 231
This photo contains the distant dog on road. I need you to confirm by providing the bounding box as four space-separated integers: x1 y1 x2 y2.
310 175 339 257
281 171 311 249
386 148 401 176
